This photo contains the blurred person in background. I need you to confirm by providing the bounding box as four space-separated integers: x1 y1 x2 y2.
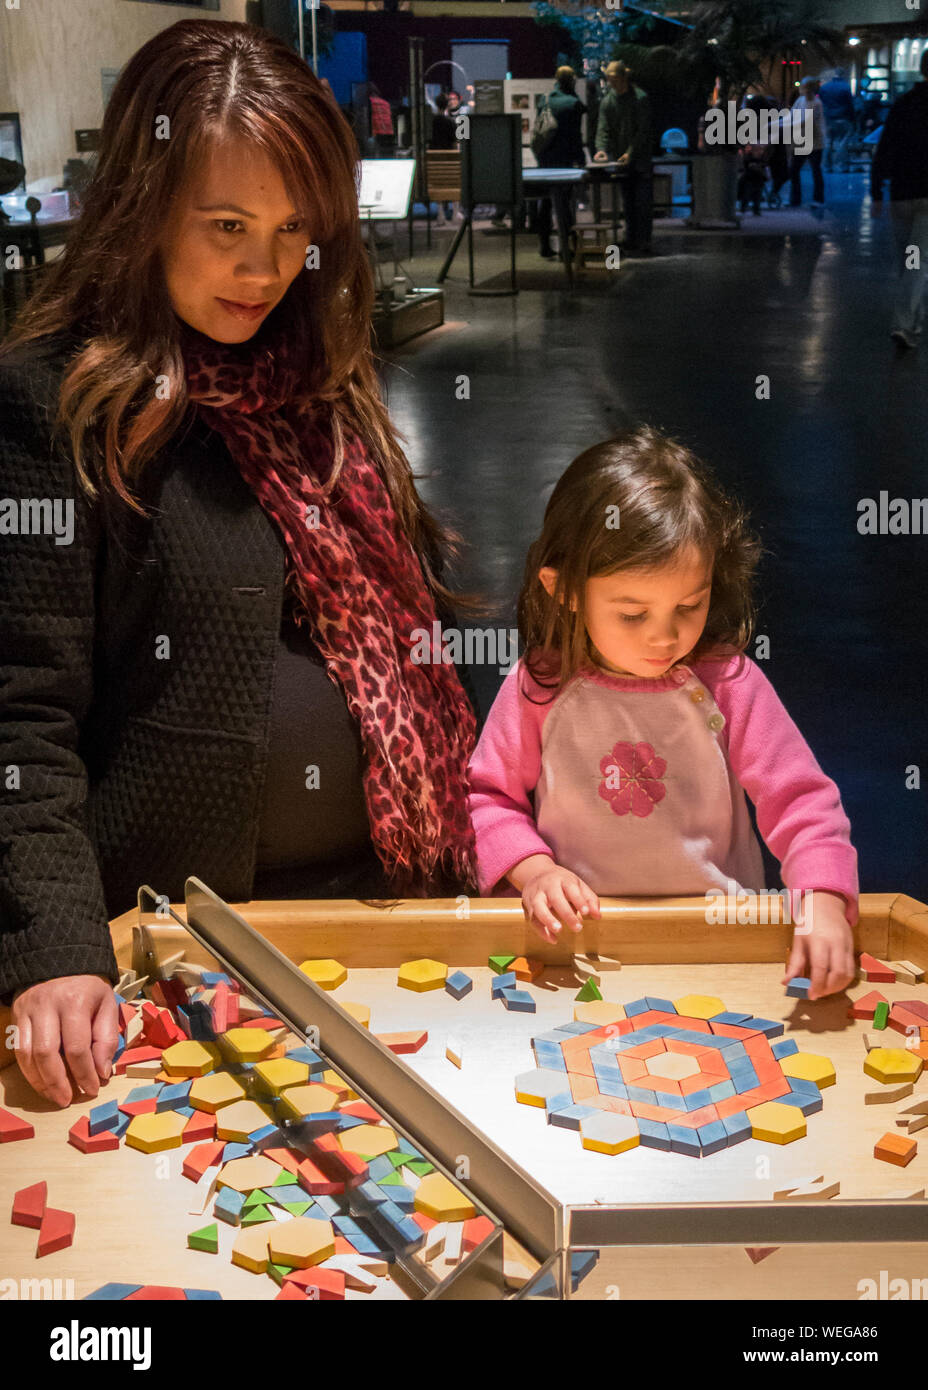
870 48 928 349
594 60 654 254
819 68 855 173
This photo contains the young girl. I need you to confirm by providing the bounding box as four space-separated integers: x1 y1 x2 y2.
467 427 858 1001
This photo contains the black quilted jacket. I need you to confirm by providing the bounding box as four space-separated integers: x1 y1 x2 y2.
0 333 481 1001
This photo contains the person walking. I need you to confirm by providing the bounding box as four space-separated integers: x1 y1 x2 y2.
870 49 928 349
819 68 856 173
593 60 654 254
789 77 827 208
534 65 587 259
0 19 481 1107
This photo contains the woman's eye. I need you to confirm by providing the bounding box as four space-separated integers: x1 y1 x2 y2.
678 603 703 614
214 220 242 235
212 220 305 235
621 613 646 624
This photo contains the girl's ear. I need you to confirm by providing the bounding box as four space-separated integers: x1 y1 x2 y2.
538 566 558 598
539 566 578 612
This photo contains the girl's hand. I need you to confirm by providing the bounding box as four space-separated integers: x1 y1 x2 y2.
781 891 856 1001
11 975 119 1108
512 859 601 944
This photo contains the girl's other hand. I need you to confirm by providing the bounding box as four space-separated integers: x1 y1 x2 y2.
521 864 601 944
781 891 856 1001
11 975 119 1108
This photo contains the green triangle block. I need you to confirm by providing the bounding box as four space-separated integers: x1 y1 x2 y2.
271 1170 297 1187
280 1201 313 1216
187 1223 219 1253
268 1261 295 1286
575 978 603 1002
489 954 516 975
242 1205 275 1226
386 1150 410 1169
404 1159 434 1177
377 1170 405 1187
243 1188 269 1209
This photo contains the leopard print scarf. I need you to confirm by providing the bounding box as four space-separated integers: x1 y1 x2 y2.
182 324 478 898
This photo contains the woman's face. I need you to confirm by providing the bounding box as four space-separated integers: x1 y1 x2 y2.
161 137 309 344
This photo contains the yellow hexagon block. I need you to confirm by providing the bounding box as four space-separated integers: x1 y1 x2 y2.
252 1057 311 1098
414 1172 476 1222
161 1040 222 1077
780 1052 836 1090
216 1155 283 1193
397 959 448 992
579 1112 640 1155
189 1071 248 1113
218 1027 276 1063
278 1083 342 1120
124 1110 188 1154
746 1101 807 1144
298 959 347 990
864 1048 924 1086
231 1223 271 1274
337 1123 397 1158
268 1217 335 1269
673 994 727 1021
573 1000 627 1026
215 1099 277 1142
321 1069 357 1102
339 1001 371 1028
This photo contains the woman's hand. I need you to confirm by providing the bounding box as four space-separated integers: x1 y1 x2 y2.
508 855 601 943
782 891 856 1001
11 975 119 1108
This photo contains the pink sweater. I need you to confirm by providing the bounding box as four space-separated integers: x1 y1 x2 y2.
467 650 858 924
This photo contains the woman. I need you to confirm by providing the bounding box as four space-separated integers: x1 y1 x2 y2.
0 21 481 1107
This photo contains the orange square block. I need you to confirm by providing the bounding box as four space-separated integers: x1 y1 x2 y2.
617 1057 647 1082
874 1132 917 1167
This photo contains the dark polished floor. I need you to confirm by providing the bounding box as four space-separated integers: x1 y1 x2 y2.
382 173 928 904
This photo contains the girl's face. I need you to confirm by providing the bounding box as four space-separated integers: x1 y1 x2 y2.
540 547 713 679
160 137 309 345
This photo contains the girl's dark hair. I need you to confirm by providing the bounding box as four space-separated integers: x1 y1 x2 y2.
0 18 481 615
517 426 762 697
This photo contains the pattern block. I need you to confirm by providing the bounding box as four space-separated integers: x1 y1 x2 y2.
518 996 834 1158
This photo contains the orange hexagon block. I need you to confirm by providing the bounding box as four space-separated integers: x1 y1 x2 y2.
397 959 448 992
414 1172 477 1222
268 1217 335 1268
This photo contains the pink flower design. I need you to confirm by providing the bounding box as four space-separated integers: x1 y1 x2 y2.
598 741 667 818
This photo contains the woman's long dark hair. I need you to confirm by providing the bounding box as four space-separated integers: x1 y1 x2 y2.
0 18 481 613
